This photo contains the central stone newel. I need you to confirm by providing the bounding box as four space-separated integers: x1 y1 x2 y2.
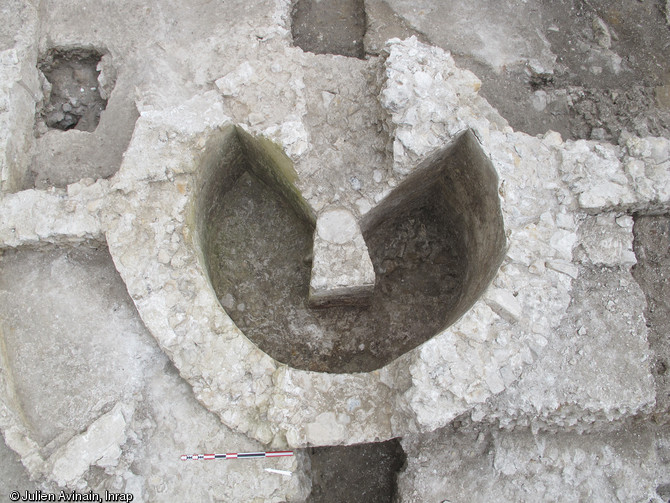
309 208 376 307
197 127 505 373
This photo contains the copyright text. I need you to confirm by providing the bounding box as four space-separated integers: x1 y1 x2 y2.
9 490 134 502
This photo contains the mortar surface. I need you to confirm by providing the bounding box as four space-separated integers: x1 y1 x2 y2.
0 245 158 449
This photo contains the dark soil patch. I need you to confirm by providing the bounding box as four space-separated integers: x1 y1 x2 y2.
565 85 670 141
525 0 670 141
657 482 670 502
38 49 107 132
307 439 406 503
292 0 366 59
413 0 670 142
471 67 670 142
632 215 670 416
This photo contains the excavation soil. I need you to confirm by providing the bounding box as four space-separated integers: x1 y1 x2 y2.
307 439 406 503
292 0 366 58
206 170 466 373
38 50 107 133
632 216 670 416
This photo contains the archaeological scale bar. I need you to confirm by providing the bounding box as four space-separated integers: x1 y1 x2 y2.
180 450 294 461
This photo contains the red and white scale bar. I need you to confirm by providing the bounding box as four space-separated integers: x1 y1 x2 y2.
181 451 293 461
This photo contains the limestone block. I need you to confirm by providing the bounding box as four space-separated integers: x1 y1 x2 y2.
398 425 670 503
0 3 40 193
0 185 105 247
380 37 487 175
50 402 131 488
560 137 670 214
484 288 522 323
309 209 375 307
577 214 637 267
470 265 655 431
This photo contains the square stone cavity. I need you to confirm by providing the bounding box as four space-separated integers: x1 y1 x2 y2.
308 439 406 501
38 48 109 132
291 0 367 59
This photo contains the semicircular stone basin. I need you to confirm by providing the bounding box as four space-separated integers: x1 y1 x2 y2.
196 127 506 374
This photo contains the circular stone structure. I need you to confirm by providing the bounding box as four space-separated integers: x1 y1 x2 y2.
103 99 516 446
96 38 586 447
197 126 506 373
